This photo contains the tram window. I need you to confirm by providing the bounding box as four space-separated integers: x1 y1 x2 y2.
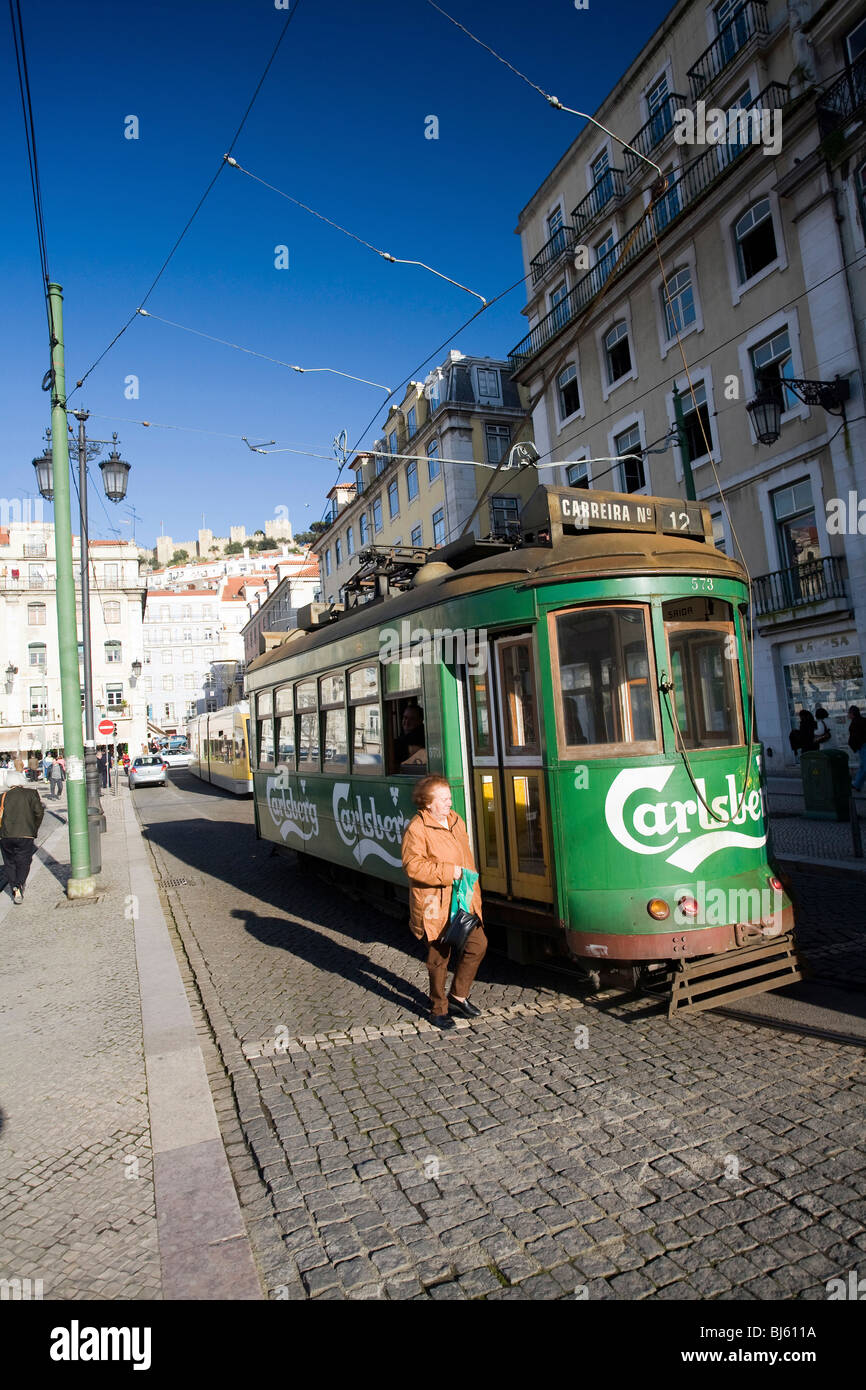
469 670 494 757
275 686 293 716
320 672 345 707
258 717 275 767
276 716 295 767
552 606 658 752
666 626 742 748
323 709 348 770
297 712 320 771
512 774 546 876
295 681 316 710
350 665 382 773
386 696 427 775
498 639 540 756
352 703 383 771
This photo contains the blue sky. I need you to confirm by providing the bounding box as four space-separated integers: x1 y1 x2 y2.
5 0 675 548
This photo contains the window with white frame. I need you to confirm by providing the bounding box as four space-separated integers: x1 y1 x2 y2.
347 526 355 556
432 508 445 546
557 363 581 419
335 538 343 565
183 649 193 663
485 424 511 464
105 640 122 663
103 563 119 586
711 512 727 553
104 601 121 624
28 642 46 668
162 675 174 691
614 424 645 492
411 523 423 546
549 280 571 332
595 231 616 278
360 512 369 544
750 327 796 410
406 458 419 501
547 206 563 238
106 684 123 708
427 438 441 481
162 650 172 663
144 676 153 692
604 321 632 385
27 602 46 625
388 429 398 455
662 266 696 339
734 199 777 283
590 147 610 188
388 478 399 518
566 461 590 487
490 496 520 540
477 367 500 399
324 550 332 577
646 72 670 143
846 15 866 65
184 673 195 689
372 497 383 532
679 382 712 463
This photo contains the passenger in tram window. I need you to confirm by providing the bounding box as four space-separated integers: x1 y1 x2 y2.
395 700 427 772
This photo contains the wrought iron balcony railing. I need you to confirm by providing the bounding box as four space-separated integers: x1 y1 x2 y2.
753 555 848 617
571 167 626 237
817 54 866 138
530 223 580 285
687 1 769 101
510 82 788 369
625 93 689 176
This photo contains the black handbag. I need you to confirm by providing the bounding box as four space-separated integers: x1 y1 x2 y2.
440 907 480 954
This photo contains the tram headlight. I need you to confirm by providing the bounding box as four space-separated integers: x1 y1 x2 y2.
647 899 670 920
676 895 700 919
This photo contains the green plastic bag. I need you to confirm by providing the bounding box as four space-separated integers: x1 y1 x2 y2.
449 868 479 917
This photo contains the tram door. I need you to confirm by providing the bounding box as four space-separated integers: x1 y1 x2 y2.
464 635 553 904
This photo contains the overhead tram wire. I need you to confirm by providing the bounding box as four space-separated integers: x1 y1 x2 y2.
224 158 488 304
424 0 663 180
68 0 305 399
10 0 51 336
136 309 393 393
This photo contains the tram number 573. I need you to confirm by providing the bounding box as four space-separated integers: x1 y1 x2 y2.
691 576 714 591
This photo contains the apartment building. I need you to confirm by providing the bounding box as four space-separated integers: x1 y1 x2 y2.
142 587 224 734
312 351 535 601
0 525 147 756
240 561 321 664
511 0 866 766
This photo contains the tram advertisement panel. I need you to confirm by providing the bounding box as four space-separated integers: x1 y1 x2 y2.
256 770 421 882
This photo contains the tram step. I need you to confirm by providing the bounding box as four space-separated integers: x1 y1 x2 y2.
668 934 805 1018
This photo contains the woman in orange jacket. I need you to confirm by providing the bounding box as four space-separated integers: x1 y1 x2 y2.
401 774 486 1030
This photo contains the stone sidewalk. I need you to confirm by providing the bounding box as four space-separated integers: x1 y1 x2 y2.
0 785 262 1300
766 774 866 874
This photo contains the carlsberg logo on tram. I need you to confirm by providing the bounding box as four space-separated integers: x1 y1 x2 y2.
605 766 766 872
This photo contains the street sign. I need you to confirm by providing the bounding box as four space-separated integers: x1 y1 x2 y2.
97 718 115 736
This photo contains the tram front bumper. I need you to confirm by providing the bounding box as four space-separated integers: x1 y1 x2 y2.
564 904 795 962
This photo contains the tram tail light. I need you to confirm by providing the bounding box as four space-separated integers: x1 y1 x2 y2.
676 895 700 919
647 899 670 920
768 876 784 893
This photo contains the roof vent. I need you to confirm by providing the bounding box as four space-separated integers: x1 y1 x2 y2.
412 561 453 586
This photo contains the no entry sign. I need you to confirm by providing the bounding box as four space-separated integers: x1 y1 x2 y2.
98 718 116 736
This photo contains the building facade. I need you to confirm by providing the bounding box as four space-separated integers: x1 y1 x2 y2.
511 0 866 767
240 562 321 665
313 351 535 601
0 525 147 756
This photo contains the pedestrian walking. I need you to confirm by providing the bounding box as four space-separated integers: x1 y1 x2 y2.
13 755 24 774
848 706 866 790
401 774 486 1030
97 750 108 788
49 757 65 800
26 753 39 782
0 770 45 904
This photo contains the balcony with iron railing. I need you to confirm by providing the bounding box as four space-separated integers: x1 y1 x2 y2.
510 82 788 369
624 93 689 178
0 574 54 591
687 1 769 102
817 53 866 138
753 555 848 619
571 167 627 238
530 223 581 286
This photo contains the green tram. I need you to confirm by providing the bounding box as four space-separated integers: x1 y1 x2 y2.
245 486 801 1015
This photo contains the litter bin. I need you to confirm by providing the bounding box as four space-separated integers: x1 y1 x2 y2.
800 749 851 821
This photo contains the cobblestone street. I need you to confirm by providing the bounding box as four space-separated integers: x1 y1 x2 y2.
136 773 866 1301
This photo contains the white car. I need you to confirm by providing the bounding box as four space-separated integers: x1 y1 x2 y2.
128 756 167 789
162 750 191 768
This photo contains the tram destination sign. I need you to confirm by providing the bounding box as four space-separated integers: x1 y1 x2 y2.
522 486 710 543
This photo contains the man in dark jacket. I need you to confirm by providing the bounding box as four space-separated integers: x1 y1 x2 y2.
0 771 45 904
849 706 866 791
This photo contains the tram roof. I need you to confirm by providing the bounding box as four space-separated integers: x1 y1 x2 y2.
245 527 746 681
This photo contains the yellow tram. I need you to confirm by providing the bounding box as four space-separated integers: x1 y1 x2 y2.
187 702 253 794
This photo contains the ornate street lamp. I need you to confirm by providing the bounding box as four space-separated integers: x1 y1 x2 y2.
32 445 54 501
99 435 131 503
131 660 142 679
746 375 850 447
